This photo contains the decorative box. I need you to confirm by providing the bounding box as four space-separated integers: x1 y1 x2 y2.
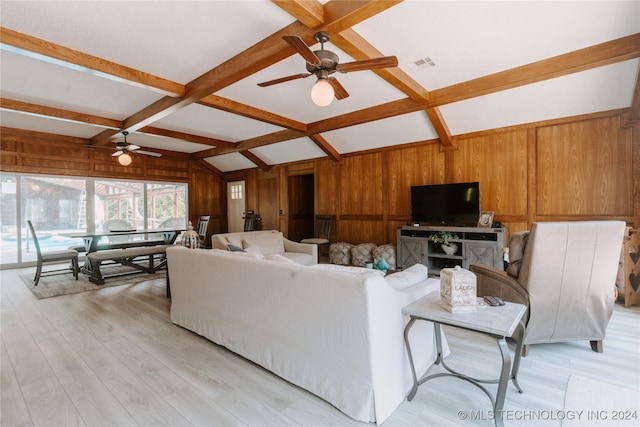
440 265 477 313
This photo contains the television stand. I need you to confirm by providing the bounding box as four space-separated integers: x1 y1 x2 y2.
396 225 506 275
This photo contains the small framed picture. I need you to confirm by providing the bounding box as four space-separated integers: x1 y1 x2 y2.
478 211 494 228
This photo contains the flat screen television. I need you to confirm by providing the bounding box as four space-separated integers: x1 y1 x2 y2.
410 182 480 226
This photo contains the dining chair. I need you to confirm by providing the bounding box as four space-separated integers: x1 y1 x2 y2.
196 215 211 248
27 220 79 286
243 211 257 232
301 215 334 257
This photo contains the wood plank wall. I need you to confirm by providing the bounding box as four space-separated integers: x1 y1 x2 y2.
233 109 638 245
1 108 637 247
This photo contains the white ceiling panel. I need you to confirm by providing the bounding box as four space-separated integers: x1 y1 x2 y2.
0 50 164 120
0 109 107 139
441 59 639 136
355 1 640 90
125 132 212 154
323 111 439 154
0 0 295 83
205 153 257 173
155 104 283 142
251 138 327 165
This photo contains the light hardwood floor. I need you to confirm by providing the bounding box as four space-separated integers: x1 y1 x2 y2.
2 265 639 427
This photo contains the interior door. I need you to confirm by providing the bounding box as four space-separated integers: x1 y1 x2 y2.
227 180 245 233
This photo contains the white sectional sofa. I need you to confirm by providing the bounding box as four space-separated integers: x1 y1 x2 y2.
211 229 317 265
166 246 446 424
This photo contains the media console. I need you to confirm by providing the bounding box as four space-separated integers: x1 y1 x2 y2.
396 225 506 276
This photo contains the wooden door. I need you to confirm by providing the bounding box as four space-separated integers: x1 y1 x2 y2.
257 177 278 231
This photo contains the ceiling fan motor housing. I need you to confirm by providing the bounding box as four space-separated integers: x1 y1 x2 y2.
307 50 339 75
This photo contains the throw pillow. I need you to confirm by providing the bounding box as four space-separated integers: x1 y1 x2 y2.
227 244 245 252
242 232 285 255
506 231 530 278
385 263 428 289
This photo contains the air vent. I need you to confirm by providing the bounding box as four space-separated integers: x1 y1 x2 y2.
409 56 437 71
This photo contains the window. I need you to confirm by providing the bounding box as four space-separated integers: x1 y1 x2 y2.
0 173 187 267
230 184 243 200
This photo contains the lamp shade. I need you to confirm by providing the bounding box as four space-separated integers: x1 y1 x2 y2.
311 78 334 107
118 153 132 166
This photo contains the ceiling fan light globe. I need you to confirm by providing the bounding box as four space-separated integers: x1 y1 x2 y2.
118 153 132 166
311 79 334 107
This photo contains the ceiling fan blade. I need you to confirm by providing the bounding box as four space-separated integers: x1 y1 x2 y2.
127 144 141 151
328 78 350 100
112 151 123 157
337 56 398 73
283 35 320 64
135 150 162 157
257 73 312 87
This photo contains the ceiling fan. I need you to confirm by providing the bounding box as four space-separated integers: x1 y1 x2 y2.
108 131 161 166
257 31 398 107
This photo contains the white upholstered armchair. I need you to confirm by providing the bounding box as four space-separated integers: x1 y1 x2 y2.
470 221 626 356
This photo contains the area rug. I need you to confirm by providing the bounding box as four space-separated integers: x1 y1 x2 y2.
562 375 640 426
20 267 166 299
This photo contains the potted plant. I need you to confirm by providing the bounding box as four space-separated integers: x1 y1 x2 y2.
428 231 460 255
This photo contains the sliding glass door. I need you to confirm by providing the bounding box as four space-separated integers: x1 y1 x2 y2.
0 173 188 268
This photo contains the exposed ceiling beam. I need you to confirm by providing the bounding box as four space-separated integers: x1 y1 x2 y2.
426 107 455 148
0 27 185 97
319 0 403 35
625 62 640 126
331 28 429 102
0 98 121 129
429 33 640 107
309 134 341 161
195 159 223 176
198 95 307 132
138 126 235 148
241 150 271 171
308 97 424 134
272 0 324 28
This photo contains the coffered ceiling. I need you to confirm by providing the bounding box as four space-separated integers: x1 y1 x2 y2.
1 1 639 173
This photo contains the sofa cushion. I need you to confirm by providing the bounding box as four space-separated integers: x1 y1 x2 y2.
281 252 314 266
385 263 428 289
506 231 530 278
312 263 385 277
265 253 297 264
242 233 285 255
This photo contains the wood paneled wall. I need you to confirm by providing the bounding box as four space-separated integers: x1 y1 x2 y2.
252 110 635 245
2 109 637 248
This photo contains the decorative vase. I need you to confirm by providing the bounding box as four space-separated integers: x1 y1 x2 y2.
441 243 458 255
